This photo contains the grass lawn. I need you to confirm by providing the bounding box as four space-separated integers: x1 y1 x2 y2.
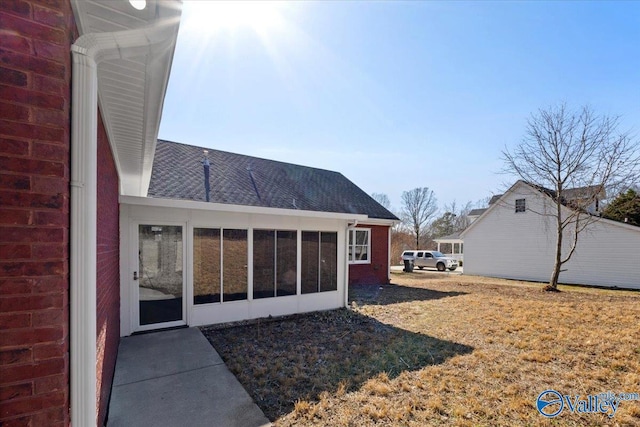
201 272 640 426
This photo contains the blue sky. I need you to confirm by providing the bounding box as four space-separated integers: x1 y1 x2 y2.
159 1 640 213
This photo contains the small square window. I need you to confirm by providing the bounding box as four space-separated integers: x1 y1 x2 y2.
515 198 526 213
348 228 370 264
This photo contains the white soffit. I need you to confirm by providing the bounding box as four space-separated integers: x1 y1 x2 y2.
71 0 182 196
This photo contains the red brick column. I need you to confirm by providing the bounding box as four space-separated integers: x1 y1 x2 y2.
348 225 391 285
0 1 76 425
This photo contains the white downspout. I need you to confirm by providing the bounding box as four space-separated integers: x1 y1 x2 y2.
70 48 98 427
344 225 350 308
70 25 177 426
388 226 392 283
344 220 359 307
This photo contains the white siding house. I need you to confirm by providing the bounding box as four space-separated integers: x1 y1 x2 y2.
461 181 640 289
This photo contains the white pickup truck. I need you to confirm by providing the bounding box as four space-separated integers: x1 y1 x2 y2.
401 250 458 271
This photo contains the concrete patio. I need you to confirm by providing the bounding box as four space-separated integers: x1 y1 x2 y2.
107 327 270 427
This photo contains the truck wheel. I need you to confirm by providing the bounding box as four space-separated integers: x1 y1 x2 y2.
437 263 445 272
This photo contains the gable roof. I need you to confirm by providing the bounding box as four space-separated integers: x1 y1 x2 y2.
488 194 502 205
468 208 487 216
460 180 639 237
147 140 399 221
563 184 606 201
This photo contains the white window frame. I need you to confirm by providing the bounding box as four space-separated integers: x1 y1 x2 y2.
348 228 371 265
515 198 526 213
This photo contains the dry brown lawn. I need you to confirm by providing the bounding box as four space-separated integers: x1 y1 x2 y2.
201 272 640 426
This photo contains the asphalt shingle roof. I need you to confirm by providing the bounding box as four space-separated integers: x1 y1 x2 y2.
468 208 487 216
434 231 462 240
148 140 399 221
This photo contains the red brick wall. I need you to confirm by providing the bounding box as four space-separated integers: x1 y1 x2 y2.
0 1 75 425
349 225 390 285
96 115 119 426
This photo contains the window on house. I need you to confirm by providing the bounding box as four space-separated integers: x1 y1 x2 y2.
193 228 247 304
348 228 370 264
222 229 248 301
277 231 297 296
301 231 338 294
301 232 319 294
515 198 526 213
253 230 275 299
193 228 220 304
253 230 297 299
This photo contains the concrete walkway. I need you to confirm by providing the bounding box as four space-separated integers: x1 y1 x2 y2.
107 327 271 427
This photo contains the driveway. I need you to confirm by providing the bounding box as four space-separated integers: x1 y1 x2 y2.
390 265 464 275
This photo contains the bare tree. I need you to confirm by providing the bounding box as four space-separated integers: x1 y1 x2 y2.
443 200 474 232
370 192 391 210
502 103 640 291
400 187 438 249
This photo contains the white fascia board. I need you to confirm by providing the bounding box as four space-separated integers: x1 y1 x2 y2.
434 237 463 243
356 218 400 227
119 195 370 221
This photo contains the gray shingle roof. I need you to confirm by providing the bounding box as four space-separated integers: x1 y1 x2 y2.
488 195 502 205
468 208 487 216
434 231 462 241
148 140 399 220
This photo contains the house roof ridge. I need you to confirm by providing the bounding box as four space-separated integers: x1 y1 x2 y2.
521 180 605 198
156 138 346 177
462 180 639 237
149 139 399 221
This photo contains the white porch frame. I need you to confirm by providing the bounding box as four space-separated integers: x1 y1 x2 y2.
119 196 367 336
434 237 464 263
130 220 188 333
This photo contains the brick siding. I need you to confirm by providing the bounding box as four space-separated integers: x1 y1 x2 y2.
349 225 390 285
0 1 122 425
95 115 120 426
0 1 75 425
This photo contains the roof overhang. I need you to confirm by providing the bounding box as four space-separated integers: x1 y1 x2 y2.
70 0 182 197
356 218 401 227
434 234 463 243
120 195 371 222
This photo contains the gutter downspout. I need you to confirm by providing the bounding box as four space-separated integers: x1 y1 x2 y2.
344 220 359 307
388 226 392 283
70 48 98 427
70 25 176 426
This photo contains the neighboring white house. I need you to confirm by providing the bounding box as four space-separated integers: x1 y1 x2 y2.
461 180 640 289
